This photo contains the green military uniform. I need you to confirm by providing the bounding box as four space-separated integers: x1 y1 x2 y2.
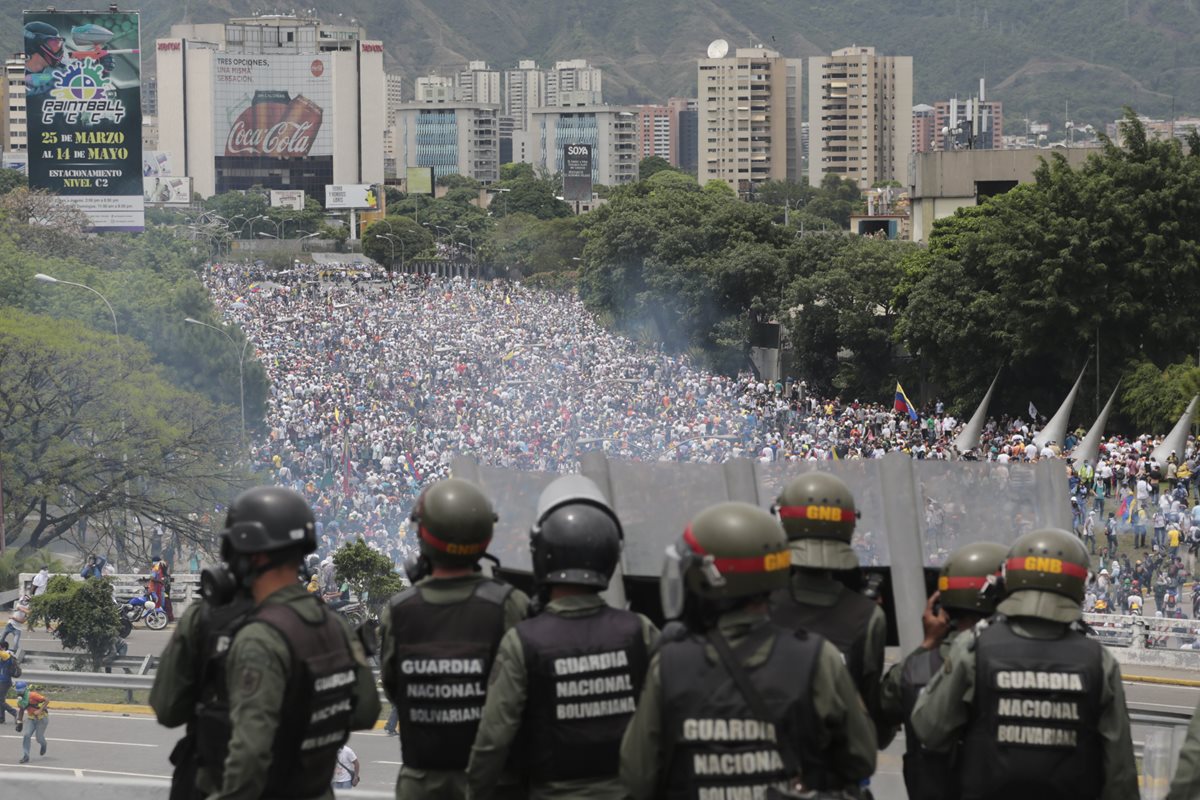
151 601 227 797
212 584 380 800
619 607 877 799
879 629 960 729
910 592 1138 800
1167 702 1200 799
786 571 889 740
466 594 658 800
380 573 529 800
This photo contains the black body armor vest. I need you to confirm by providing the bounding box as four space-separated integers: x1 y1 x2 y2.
516 604 648 783
769 582 876 694
899 645 955 800
660 623 824 799
255 600 359 798
387 579 512 770
959 619 1104 800
191 598 256 785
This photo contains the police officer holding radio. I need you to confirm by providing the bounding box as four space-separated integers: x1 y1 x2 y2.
380 477 530 800
879 541 1007 800
466 475 657 799
911 528 1138 799
768 472 890 744
150 486 380 800
619 501 876 799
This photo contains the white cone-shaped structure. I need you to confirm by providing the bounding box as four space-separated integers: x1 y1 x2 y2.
1072 382 1120 471
1151 395 1198 467
1033 362 1088 450
954 369 1001 454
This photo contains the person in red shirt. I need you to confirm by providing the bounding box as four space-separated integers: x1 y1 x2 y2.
13 680 49 763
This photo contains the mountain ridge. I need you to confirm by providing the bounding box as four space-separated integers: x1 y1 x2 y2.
6 0 1199 127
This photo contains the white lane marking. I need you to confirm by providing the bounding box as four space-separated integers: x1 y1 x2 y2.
42 712 156 721
74 769 83 778
0 735 157 748
0 763 169 779
374 760 404 765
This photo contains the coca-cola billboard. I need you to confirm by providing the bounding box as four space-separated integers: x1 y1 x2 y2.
213 55 332 159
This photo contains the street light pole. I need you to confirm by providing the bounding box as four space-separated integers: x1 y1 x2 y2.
373 234 397 270
184 317 248 443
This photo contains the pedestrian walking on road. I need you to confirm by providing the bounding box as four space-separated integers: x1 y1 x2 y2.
0 642 18 723
13 680 49 763
332 744 360 789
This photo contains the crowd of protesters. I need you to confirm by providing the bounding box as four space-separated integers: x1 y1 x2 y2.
200 263 1200 589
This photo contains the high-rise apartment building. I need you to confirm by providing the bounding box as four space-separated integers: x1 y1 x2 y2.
933 98 1002 150
457 61 502 105
526 105 637 188
912 104 935 153
1 54 27 154
808 46 913 189
698 45 802 195
386 72 404 112
415 75 458 103
667 96 698 174
635 104 671 160
394 102 500 183
545 59 603 107
157 15 385 198
504 59 545 131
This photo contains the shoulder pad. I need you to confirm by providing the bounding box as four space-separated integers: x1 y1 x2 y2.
473 579 514 606
388 586 421 609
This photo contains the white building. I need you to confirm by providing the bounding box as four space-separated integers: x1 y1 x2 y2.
457 61 501 105
415 75 457 103
156 15 385 199
545 59 603 107
394 102 500 183
2 55 27 155
524 105 637 188
503 59 545 132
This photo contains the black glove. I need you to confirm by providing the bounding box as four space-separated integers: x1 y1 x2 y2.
15 721 23 733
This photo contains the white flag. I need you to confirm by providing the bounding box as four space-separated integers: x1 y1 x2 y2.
1028 401 1038 420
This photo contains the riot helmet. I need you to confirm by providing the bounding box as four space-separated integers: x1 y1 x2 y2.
530 475 622 589
937 541 1007 616
773 471 860 570
660 502 790 621
410 477 496 568
1000 528 1090 623
201 486 315 604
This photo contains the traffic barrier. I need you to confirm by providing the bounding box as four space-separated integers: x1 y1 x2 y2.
15 572 201 613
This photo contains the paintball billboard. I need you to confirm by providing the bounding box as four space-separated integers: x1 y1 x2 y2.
24 10 144 231
213 54 332 159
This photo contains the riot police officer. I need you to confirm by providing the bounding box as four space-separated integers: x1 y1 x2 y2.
150 486 380 800
911 528 1138 799
1167 701 1200 799
467 475 658 799
768 471 890 742
380 478 530 800
879 541 1007 800
619 502 876 798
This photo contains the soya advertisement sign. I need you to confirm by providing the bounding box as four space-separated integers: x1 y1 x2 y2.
24 10 144 231
213 54 332 159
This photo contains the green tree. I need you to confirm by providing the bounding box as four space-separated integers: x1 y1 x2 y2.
0 169 26 196
494 176 572 219
1121 361 1200 434
28 576 121 670
0 311 251 556
332 537 404 615
638 156 676 181
361 217 436 269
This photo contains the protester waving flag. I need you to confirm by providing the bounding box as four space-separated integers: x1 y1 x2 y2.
894 383 919 422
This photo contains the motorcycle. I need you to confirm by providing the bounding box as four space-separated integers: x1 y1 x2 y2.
117 593 168 631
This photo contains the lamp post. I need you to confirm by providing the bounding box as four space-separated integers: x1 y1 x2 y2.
184 317 250 443
34 274 121 364
373 234 397 269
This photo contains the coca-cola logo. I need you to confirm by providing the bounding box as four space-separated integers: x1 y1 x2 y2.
224 95 323 158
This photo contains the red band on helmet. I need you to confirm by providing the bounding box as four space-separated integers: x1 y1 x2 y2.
683 526 789 574
420 525 490 557
776 504 855 523
1005 556 1088 580
939 575 990 591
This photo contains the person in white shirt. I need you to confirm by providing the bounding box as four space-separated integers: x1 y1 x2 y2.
332 743 359 789
30 568 49 597
2 595 30 653
1127 593 1144 614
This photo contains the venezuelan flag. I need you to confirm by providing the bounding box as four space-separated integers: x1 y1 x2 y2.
894 383 919 421
1116 494 1132 523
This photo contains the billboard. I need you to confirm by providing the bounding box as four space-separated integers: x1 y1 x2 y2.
562 143 593 201
270 189 306 210
213 54 332 159
24 10 144 231
143 176 191 205
405 166 434 196
142 150 175 177
326 184 378 210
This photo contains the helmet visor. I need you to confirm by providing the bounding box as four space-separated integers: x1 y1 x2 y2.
660 542 688 620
